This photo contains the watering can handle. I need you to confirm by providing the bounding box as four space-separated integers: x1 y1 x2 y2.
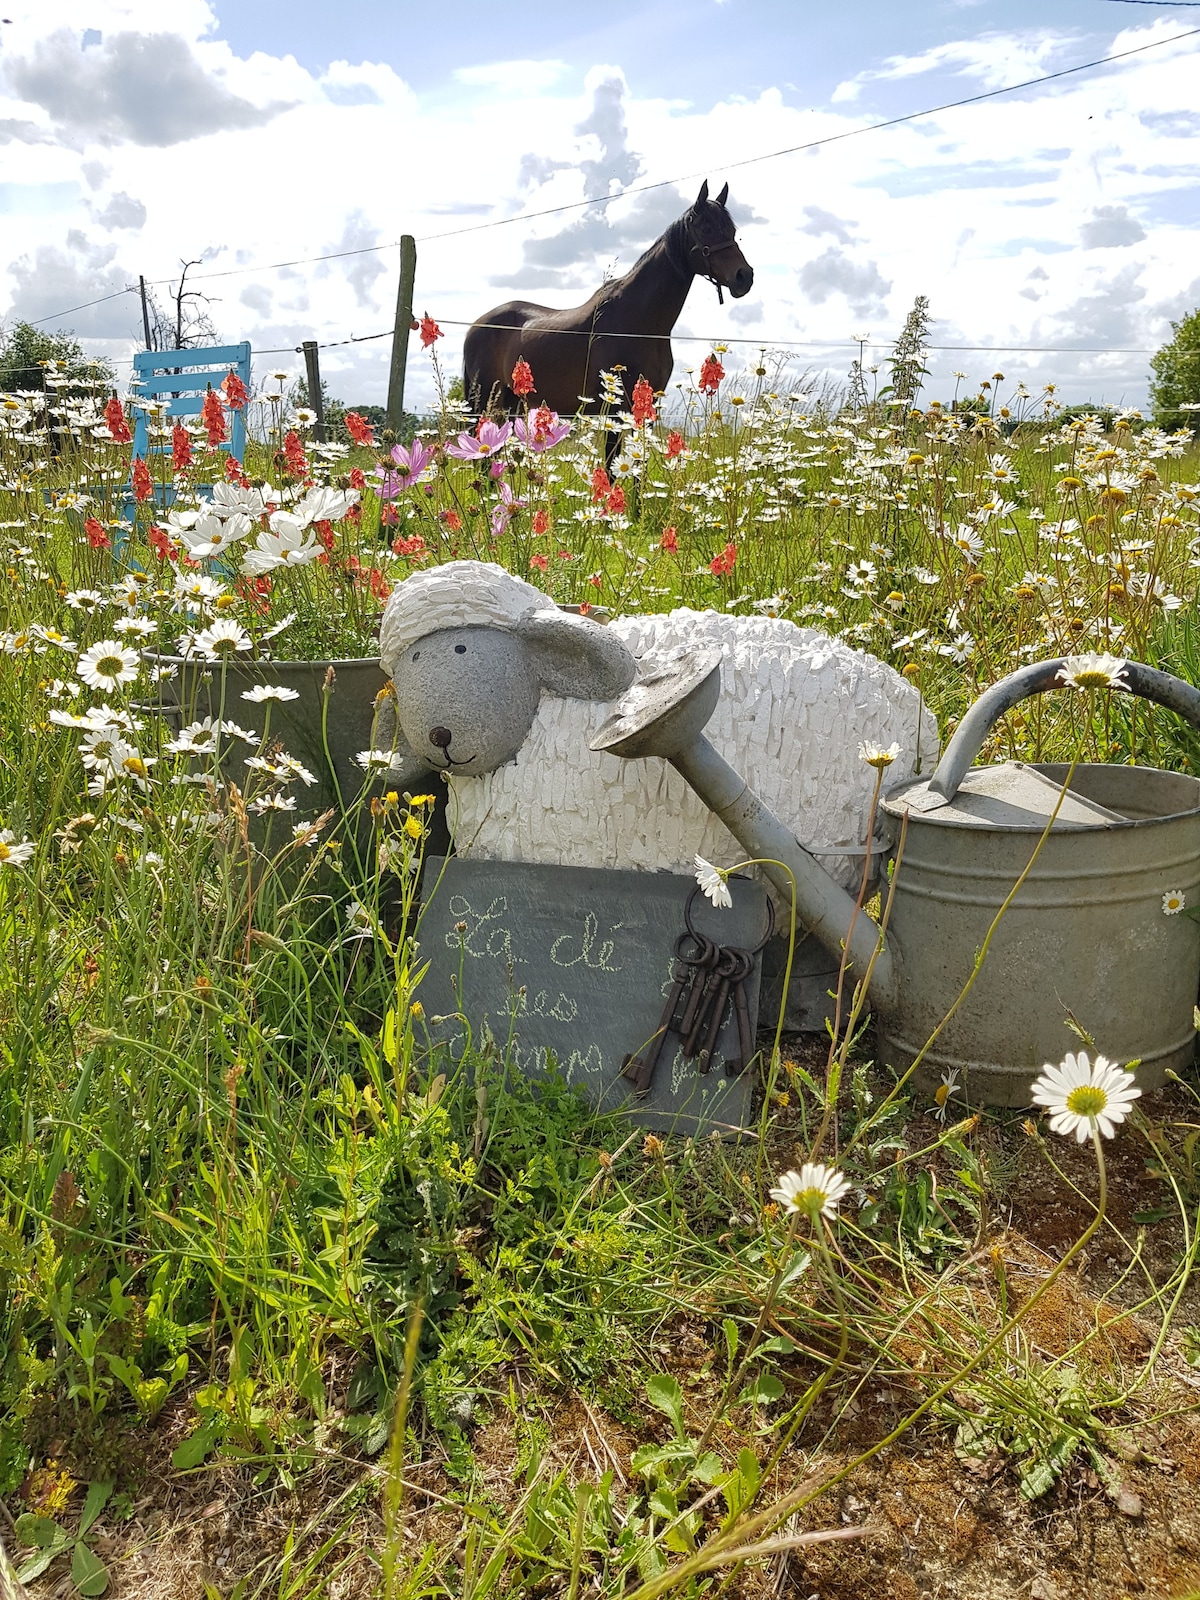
928 657 1200 803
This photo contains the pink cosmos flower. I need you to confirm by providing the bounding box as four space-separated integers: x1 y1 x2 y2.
375 439 433 499
491 481 528 536
513 407 571 453
446 419 512 461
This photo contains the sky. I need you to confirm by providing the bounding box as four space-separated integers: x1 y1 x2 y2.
1 0 1199 411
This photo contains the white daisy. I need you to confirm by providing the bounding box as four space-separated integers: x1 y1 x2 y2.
1057 654 1130 693
63 589 106 612
932 1069 960 1122
859 740 901 769
1029 1051 1141 1142
1162 890 1186 916
356 748 395 771
78 639 140 691
250 790 296 813
193 620 252 660
0 829 35 869
694 855 732 909
113 617 157 639
769 1163 851 1221
165 718 222 757
241 684 300 703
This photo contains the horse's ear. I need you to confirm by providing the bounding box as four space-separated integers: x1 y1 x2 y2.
512 611 637 702
716 181 729 207
694 179 709 208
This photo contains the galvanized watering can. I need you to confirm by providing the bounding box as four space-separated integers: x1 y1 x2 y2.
592 655 1200 1106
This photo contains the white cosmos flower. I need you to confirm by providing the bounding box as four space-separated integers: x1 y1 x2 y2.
177 510 253 559
1029 1051 1141 1142
1057 654 1130 693
1163 889 1186 915
78 639 140 691
290 484 359 527
241 684 300 703
210 480 272 520
694 854 732 908
0 829 35 869
193 620 252 659
859 740 901 769
240 521 321 575
769 1163 851 1220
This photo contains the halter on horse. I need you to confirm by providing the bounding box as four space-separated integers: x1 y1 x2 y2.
463 180 754 434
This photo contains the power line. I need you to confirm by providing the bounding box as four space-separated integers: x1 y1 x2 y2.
27 287 137 328
118 22 1200 291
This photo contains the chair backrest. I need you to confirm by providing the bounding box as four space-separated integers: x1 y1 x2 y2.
130 342 252 464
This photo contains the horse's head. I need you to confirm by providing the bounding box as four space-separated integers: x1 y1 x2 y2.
687 180 754 300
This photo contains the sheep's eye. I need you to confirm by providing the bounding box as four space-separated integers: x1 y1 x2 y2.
454 644 467 655
412 651 420 661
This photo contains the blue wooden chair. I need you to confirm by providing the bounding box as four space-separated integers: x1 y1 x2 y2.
130 341 252 465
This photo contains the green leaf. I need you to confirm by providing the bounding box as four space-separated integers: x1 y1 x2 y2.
172 1416 223 1471
756 1335 796 1356
17 1546 65 1584
645 1374 684 1439
78 1481 113 1539
72 1541 110 1596
14 1513 64 1550
739 1372 785 1407
692 1452 724 1485
649 1486 679 1520
722 1317 739 1373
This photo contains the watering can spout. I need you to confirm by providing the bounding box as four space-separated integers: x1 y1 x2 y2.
590 652 901 1012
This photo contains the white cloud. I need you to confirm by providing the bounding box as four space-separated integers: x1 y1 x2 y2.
0 13 1197 410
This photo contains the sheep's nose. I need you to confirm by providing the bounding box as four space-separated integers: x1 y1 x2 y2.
429 726 453 750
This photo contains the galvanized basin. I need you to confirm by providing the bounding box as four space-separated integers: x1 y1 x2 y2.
879 762 1200 1105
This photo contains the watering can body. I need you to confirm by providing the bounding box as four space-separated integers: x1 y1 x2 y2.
879 760 1200 1105
593 652 1200 1108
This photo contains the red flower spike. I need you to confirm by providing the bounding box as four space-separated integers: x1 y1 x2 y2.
709 540 737 577
590 466 611 504
349 467 366 491
660 525 678 553
283 430 308 479
84 517 111 549
171 423 193 472
104 393 132 443
221 370 248 410
606 484 626 516
511 358 535 398
631 376 656 427
699 355 725 395
532 509 550 537
419 313 442 348
131 457 154 503
200 388 227 448
529 553 549 571
666 430 685 459
345 411 374 446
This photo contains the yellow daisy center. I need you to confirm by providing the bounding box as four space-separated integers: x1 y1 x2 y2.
1072 669 1115 689
96 654 124 677
0 842 12 862
1065 1084 1108 1119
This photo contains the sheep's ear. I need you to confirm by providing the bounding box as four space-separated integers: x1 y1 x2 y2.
513 612 637 702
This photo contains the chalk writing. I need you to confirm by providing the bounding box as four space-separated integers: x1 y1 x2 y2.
445 893 523 964
549 911 621 972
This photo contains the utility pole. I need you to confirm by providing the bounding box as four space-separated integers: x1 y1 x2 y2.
138 275 153 350
302 340 327 442
386 234 417 433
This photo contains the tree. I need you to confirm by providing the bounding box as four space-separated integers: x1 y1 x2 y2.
141 260 220 351
1150 307 1200 433
0 320 113 393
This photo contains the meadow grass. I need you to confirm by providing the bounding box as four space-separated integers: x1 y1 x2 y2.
1 362 1199 1597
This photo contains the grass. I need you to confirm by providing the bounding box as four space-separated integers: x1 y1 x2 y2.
1 358 1200 1597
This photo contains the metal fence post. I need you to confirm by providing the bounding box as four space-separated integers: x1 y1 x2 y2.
386 235 418 433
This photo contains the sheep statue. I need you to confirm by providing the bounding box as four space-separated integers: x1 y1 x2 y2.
377 561 937 898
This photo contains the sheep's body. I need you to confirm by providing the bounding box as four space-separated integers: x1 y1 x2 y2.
446 608 938 889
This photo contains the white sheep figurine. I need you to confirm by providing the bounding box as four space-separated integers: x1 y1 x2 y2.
377 560 937 891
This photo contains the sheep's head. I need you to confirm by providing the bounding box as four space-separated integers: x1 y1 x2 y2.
378 561 637 777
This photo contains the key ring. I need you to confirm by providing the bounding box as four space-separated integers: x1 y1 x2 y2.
683 877 776 951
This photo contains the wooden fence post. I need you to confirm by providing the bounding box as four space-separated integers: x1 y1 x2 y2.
386 235 418 433
301 340 327 442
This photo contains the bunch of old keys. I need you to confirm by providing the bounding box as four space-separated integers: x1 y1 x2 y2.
621 886 775 1094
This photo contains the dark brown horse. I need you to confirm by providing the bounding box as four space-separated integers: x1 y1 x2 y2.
463 181 754 425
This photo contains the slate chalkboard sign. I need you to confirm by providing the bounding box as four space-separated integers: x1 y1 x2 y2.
416 857 769 1134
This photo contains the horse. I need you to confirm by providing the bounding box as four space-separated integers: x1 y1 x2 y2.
462 180 754 434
